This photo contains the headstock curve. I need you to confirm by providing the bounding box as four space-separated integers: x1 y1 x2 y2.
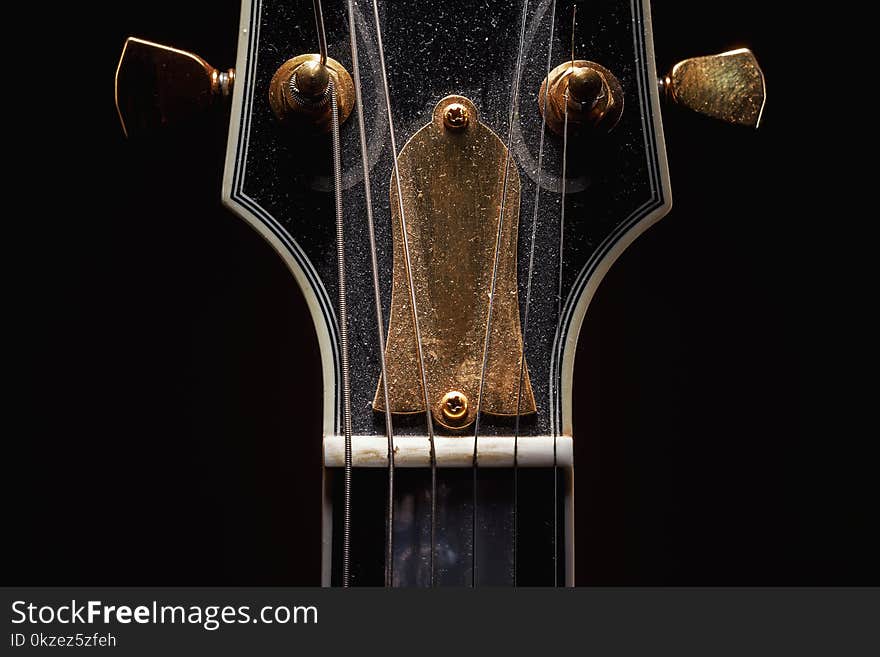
114 0 766 446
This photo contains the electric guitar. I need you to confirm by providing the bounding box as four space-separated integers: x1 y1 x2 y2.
115 0 765 586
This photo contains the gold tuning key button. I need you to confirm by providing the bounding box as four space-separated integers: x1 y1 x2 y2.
661 48 766 128
538 60 624 136
114 37 234 138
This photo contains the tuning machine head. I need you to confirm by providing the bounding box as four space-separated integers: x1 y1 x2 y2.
538 60 624 135
114 37 234 139
268 54 354 132
660 48 766 128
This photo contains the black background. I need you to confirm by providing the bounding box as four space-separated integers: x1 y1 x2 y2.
8 1 873 585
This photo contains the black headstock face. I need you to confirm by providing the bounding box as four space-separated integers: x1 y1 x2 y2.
223 0 670 440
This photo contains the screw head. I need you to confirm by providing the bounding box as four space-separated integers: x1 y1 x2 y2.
443 103 470 130
441 390 469 422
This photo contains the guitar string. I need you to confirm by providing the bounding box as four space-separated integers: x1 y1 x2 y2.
558 6 576 328
346 0 396 588
471 0 531 588
330 79 355 587
309 0 357 588
552 4 578 588
370 0 439 587
313 0 328 66
513 0 558 587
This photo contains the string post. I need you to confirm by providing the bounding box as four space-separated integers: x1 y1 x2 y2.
568 66 604 110
538 60 624 135
268 54 354 132
293 59 331 99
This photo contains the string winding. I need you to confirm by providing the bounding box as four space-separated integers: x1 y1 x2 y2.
330 78 354 587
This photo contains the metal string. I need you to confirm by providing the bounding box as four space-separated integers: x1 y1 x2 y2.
513 0 558 587
558 6 576 327
471 0 531 587
313 0 328 66
370 0 439 587
330 79 354 587
309 0 356 588
346 0 396 588
552 4 578 588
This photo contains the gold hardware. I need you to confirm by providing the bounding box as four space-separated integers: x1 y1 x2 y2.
662 48 766 128
268 54 354 132
440 391 469 426
568 67 605 108
294 59 331 98
443 103 470 130
538 60 624 135
373 95 536 431
114 37 234 138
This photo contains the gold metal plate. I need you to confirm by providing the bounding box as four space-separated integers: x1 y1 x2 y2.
374 95 535 431
664 48 766 128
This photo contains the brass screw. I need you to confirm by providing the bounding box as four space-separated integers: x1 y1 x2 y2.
443 103 470 130
441 390 469 422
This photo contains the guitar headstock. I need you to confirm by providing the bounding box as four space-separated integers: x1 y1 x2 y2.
115 0 765 451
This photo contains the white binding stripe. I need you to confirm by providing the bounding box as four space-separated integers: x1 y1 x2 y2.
222 0 339 439
555 0 672 439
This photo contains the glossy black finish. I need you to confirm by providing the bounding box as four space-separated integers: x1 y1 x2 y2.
228 0 666 437
224 0 665 587
20 0 872 590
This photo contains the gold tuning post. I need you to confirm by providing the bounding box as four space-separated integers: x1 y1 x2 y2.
268 54 354 132
538 60 624 136
114 37 234 138
661 48 766 128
